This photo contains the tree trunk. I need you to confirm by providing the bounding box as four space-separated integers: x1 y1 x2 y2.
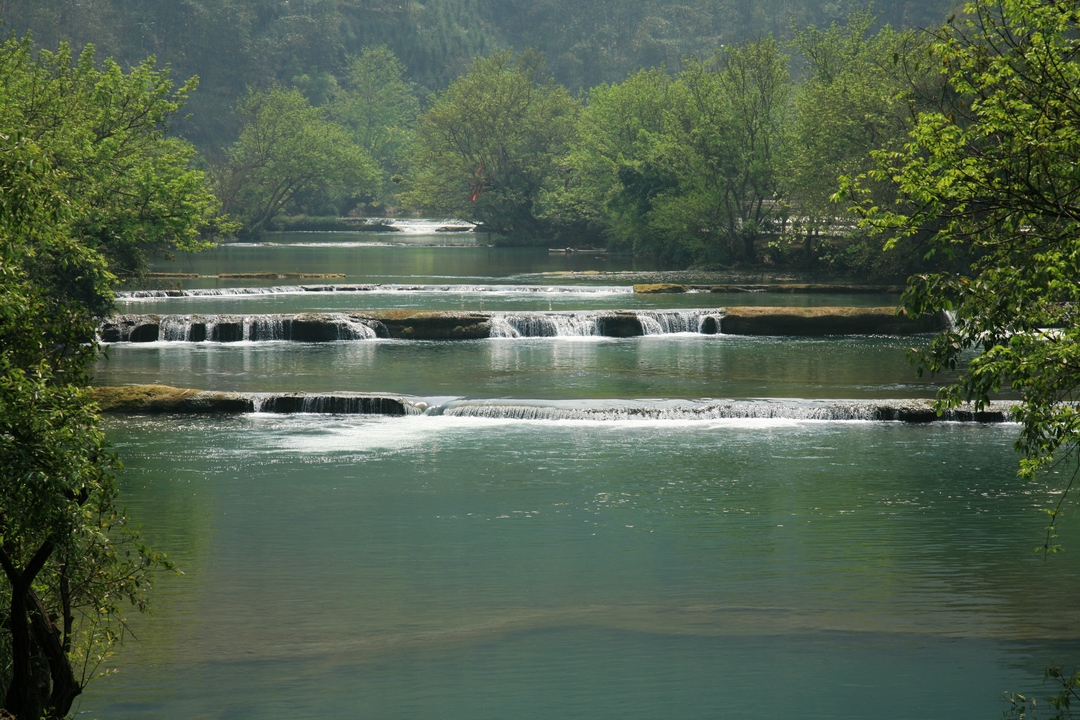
1 541 56 720
29 589 82 718
743 231 756 262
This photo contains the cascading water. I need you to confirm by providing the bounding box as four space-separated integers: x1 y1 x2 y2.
103 309 724 342
251 393 423 415
336 316 379 340
635 310 722 335
488 310 723 338
435 398 1013 422
159 315 196 341
489 312 603 337
244 315 285 341
102 313 380 342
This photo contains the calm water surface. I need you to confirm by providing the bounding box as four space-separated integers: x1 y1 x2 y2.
93 335 949 399
82 230 1077 719
80 416 1080 719
152 233 632 287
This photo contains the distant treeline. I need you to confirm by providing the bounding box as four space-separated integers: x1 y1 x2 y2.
1 1 966 277
4 0 958 145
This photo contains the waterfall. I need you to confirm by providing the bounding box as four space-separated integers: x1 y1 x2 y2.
116 284 380 299
253 393 422 415
336 316 379 340
102 313 380 342
159 315 195 341
489 312 603 337
489 310 723 338
436 399 1013 422
634 311 723 335
102 310 726 342
244 315 284 341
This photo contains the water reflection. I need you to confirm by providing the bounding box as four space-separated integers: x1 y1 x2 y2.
94 335 951 399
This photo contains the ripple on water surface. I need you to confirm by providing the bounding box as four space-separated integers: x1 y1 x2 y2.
82 416 1080 720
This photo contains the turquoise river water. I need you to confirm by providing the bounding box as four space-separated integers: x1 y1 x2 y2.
80 228 1080 719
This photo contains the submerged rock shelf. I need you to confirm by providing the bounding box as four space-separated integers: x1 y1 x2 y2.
100 307 944 342
93 385 1014 422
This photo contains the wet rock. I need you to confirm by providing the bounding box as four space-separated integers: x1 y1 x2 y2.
99 315 161 342
210 320 244 342
596 313 644 337
258 394 411 415
360 311 491 339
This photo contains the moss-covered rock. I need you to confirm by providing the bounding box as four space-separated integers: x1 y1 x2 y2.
92 386 417 415
633 283 688 294
93 385 254 413
719 306 947 336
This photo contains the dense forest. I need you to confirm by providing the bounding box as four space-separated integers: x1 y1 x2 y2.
0 0 965 276
2 1 954 108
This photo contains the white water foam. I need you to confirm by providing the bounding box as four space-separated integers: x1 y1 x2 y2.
635 310 722 335
107 313 379 342
432 398 1015 423
257 413 812 455
489 312 603 338
488 311 722 338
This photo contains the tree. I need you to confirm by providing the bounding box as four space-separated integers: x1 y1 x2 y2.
640 38 789 264
0 37 221 717
0 127 164 720
0 38 226 279
546 39 788 264
542 68 675 253
407 50 579 235
213 86 378 235
783 13 929 267
328 46 421 210
853 0 1080 553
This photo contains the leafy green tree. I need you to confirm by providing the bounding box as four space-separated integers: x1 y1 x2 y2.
852 0 1080 553
549 39 787 264
644 38 789 263
213 86 378 235
782 13 928 266
0 38 226 278
542 68 675 252
0 37 221 717
329 46 421 210
0 246 156 720
407 50 579 235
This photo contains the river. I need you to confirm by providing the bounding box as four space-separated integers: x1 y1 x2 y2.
81 226 1080 719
